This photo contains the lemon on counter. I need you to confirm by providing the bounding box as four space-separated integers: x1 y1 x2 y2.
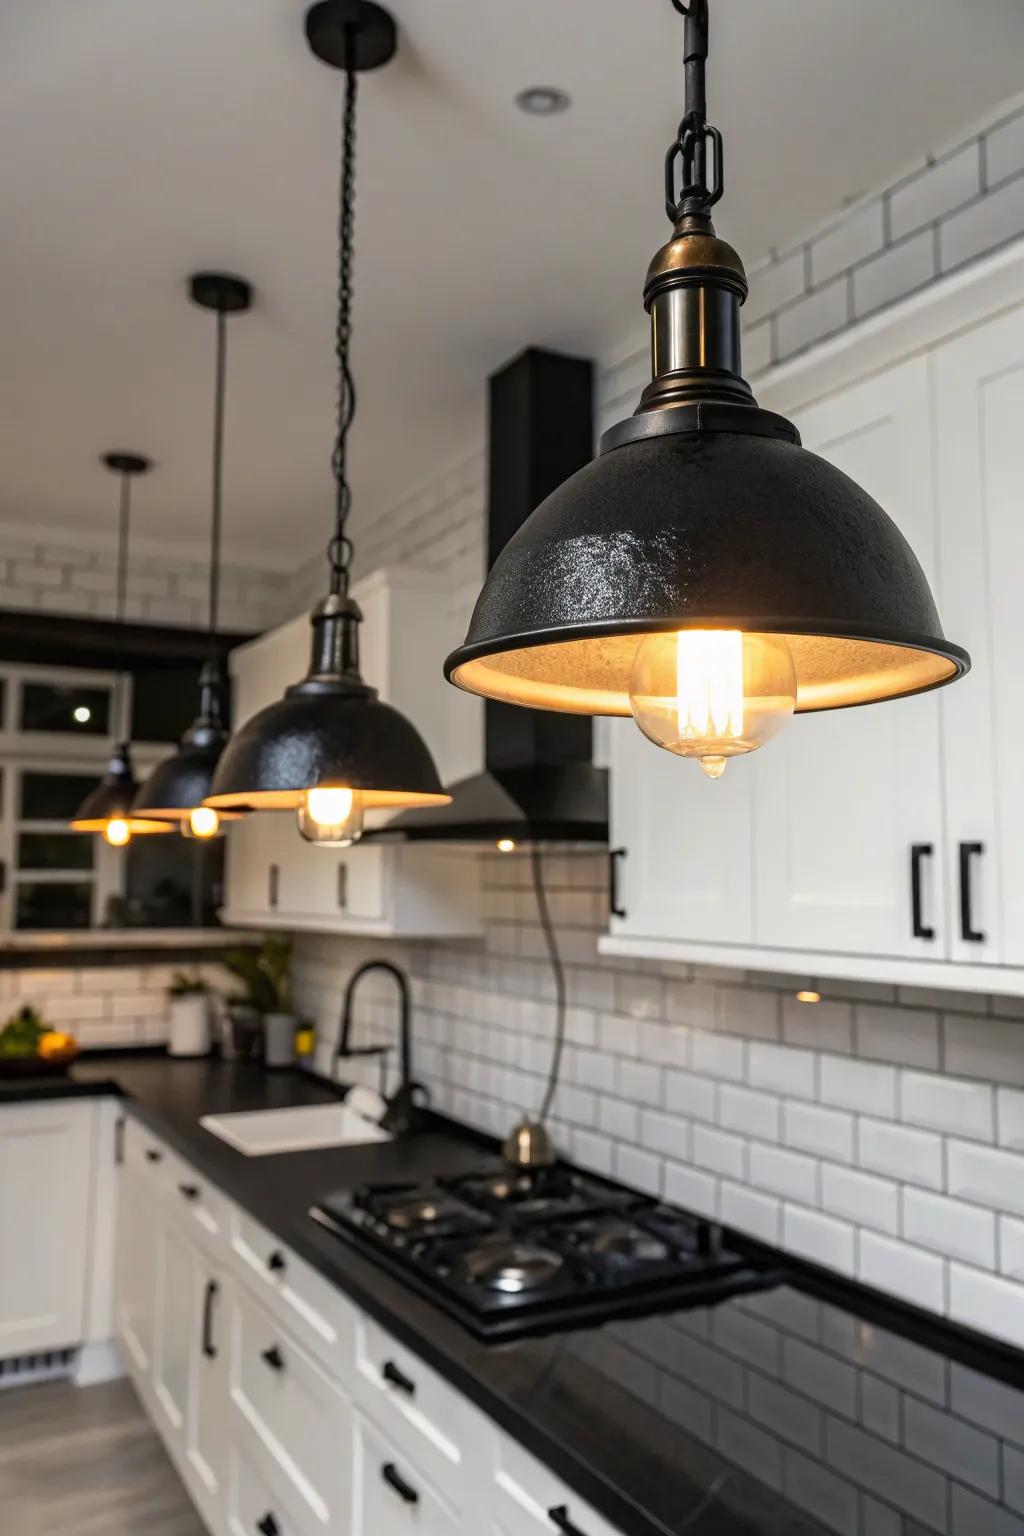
38 1030 78 1062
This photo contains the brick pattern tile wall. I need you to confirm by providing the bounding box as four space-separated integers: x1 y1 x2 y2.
0 529 293 634
0 960 235 1049
292 855 1024 1351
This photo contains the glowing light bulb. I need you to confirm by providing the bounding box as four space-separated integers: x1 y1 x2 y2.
496 838 517 854
187 805 220 840
105 818 131 847
73 705 92 724
796 990 821 1005
629 630 797 777
297 786 364 847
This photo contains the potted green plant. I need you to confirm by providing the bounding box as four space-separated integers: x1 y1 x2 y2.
0 1004 77 1076
167 972 212 1058
222 938 295 1067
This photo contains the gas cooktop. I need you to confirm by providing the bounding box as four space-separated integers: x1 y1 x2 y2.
310 1165 764 1340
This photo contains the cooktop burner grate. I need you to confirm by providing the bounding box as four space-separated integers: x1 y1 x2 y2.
311 1164 765 1340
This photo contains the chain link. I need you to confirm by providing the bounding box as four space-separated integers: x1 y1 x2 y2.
329 44 359 594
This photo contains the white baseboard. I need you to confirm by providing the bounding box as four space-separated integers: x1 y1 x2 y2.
73 1339 125 1388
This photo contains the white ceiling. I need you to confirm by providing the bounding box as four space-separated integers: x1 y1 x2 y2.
3 0 1024 568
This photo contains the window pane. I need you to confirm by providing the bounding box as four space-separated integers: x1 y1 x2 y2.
20 771 101 821
20 682 111 735
131 667 214 744
17 832 94 872
111 836 224 929
14 882 93 930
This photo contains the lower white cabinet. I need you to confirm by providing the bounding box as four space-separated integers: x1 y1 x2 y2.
0 1098 96 1357
114 1109 624 1536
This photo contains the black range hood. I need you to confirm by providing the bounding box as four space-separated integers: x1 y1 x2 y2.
368 347 608 847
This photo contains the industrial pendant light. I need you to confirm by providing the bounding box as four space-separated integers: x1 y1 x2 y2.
205 0 449 843
133 273 252 839
71 455 174 844
446 0 970 779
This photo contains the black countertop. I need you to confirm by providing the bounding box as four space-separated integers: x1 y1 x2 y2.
8 1055 1024 1536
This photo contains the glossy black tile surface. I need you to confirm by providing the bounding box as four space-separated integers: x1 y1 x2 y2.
14 1056 1024 1536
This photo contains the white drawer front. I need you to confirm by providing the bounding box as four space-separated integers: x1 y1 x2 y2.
226 1415 328 1536
123 1115 173 1187
124 1115 228 1246
355 1412 460 1536
229 1207 357 1379
491 1430 625 1536
230 1284 353 1529
355 1315 465 1502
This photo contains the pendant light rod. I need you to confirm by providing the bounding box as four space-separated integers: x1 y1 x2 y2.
329 45 358 595
101 452 150 737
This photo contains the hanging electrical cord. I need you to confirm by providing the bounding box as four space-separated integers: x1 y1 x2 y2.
532 845 567 1127
207 303 227 641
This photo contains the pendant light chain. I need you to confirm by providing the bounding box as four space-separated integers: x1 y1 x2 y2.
328 43 359 596
665 0 723 221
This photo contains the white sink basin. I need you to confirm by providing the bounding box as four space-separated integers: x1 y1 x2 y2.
200 1102 391 1156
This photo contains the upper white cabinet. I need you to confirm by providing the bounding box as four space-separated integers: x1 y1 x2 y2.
603 264 1024 995
222 566 481 939
753 357 947 961
933 306 1024 969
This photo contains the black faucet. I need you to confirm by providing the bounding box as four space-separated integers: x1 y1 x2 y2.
335 960 427 1134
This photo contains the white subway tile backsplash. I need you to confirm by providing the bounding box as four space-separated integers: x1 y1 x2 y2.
720 1182 781 1245
854 1003 940 1070
997 1086 1024 1150
949 1263 1024 1350
614 1143 662 1197
782 995 853 1054
889 142 981 239
810 201 884 286
691 1029 746 1082
987 107 1024 187
819 1055 896 1117
719 1084 781 1144
1000 1215 1024 1282
783 1207 855 1275
693 1124 746 1180
598 1095 640 1143
903 1187 996 1267
944 1013 1024 1088
640 1107 690 1161
784 1102 854 1164
663 1161 719 1219
857 1118 943 1190
857 1231 946 1312
664 1067 717 1123
947 1140 1024 1217
901 1071 994 1140
750 1143 818 1205
748 1041 816 1100
940 170 1024 272
717 986 781 1041
821 1166 898 1235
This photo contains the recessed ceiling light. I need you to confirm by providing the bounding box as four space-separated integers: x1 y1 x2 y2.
516 86 571 116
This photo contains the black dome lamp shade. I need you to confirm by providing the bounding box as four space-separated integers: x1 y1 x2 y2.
132 272 252 838
204 0 449 843
445 0 969 780
70 455 174 844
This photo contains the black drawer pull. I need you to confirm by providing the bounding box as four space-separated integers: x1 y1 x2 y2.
549 1507 588 1536
178 1182 200 1201
382 1359 416 1396
145 1148 163 1164
256 1515 279 1536
959 841 985 943
267 1250 287 1274
261 1345 285 1372
381 1463 419 1505
201 1280 219 1360
910 843 935 939
609 847 627 919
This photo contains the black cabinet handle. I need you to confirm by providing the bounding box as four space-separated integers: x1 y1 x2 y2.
549 1507 588 1536
910 843 935 940
267 1250 287 1274
114 1118 126 1167
382 1359 416 1396
201 1280 219 1360
609 847 627 919
959 842 985 943
261 1344 285 1372
268 863 279 910
145 1148 163 1164
337 863 348 910
381 1463 419 1505
179 1182 200 1201
255 1515 279 1536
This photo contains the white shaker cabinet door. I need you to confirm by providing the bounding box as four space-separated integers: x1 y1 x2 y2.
933 304 1024 967
754 356 947 959
0 1100 94 1356
608 717 754 946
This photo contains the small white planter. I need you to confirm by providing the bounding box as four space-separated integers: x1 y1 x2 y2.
167 994 212 1057
263 1012 297 1070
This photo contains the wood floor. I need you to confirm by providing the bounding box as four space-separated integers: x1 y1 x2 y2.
0 1377 206 1536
